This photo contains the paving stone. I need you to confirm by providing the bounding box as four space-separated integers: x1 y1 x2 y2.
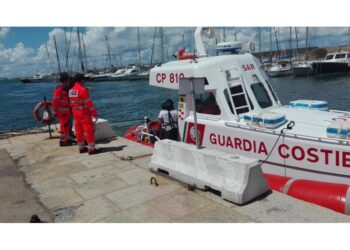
69 197 118 223
108 137 153 159
116 168 155 185
37 187 83 210
147 190 212 220
99 203 172 223
177 203 255 222
70 165 124 184
74 176 128 200
131 156 151 170
106 182 180 209
32 176 83 210
46 161 88 179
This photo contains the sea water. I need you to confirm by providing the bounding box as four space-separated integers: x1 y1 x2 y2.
0 75 349 135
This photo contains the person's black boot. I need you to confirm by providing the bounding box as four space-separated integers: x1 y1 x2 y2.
88 148 102 155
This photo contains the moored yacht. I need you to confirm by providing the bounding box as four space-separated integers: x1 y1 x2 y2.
312 51 350 76
293 62 314 76
267 60 293 77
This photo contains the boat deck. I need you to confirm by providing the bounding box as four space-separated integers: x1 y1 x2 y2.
0 129 349 222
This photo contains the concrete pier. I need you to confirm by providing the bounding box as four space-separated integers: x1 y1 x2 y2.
0 129 349 222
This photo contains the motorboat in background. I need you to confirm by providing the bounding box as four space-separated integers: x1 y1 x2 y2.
267 60 293 77
20 73 54 83
293 62 314 76
312 51 350 76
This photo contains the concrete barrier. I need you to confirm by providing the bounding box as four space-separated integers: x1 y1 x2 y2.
149 140 269 204
94 118 116 141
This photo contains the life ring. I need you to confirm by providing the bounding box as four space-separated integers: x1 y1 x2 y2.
33 101 55 125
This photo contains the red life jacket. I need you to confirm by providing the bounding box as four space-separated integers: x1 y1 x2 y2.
69 81 97 117
52 83 71 116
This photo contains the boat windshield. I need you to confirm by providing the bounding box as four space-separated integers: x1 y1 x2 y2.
251 82 273 108
326 54 334 60
335 53 346 59
195 92 221 115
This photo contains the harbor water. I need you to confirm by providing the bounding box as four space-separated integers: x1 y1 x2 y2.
0 75 350 135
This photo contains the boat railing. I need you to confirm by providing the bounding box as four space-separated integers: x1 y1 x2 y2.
225 121 350 146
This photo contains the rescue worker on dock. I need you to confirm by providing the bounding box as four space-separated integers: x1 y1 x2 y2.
159 99 179 141
69 73 101 155
52 72 75 146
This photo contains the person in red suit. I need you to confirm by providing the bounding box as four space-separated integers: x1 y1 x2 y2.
69 73 100 155
52 72 75 146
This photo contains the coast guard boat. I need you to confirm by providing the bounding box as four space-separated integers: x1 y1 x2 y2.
125 27 350 214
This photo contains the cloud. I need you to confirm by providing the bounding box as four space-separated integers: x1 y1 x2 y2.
0 27 10 50
0 27 350 78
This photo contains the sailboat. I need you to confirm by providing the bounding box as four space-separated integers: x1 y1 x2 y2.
293 27 314 77
267 28 293 77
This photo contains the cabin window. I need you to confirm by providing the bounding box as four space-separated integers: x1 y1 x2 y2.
326 54 334 60
195 92 221 115
251 82 273 108
335 53 346 59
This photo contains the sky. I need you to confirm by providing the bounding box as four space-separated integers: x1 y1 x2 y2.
0 27 349 78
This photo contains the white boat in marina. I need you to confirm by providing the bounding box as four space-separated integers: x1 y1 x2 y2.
312 51 350 76
21 72 53 83
293 62 313 76
267 61 293 77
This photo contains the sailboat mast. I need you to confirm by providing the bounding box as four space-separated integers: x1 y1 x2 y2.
150 27 157 65
53 35 62 74
77 28 85 73
258 27 261 59
223 27 226 42
269 27 272 61
105 35 113 69
274 28 280 59
305 27 309 60
295 27 300 62
137 27 142 67
181 32 185 49
45 44 54 73
81 34 88 72
160 27 164 63
289 27 292 56
64 28 72 72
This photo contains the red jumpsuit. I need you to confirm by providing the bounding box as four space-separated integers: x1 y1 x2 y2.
52 83 72 143
69 81 97 152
